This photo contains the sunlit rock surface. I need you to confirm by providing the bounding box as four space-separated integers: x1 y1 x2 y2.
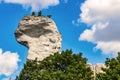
87 63 106 78
15 16 62 60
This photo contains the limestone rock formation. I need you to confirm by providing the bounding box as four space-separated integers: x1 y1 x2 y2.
15 15 62 60
87 63 106 78
95 63 106 74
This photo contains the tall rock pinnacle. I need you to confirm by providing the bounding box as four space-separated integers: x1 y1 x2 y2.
15 15 62 60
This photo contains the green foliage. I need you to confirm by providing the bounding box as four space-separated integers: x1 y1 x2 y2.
38 11 42 16
31 12 35 16
96 52 120 80
47 15 52 18
16 50 93 80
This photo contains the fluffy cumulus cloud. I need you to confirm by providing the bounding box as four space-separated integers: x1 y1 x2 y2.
0 48 20 76
3 0 60 11
79 0 120 55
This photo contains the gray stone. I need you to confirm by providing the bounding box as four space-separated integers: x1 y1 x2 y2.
15 16 62 60
87 63 106 79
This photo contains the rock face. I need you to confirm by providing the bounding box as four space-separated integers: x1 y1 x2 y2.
15 16 62 60
88 63 106 78
95 63 106 74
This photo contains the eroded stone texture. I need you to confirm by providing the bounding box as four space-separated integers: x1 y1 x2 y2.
87 63 106 78
15 16 62 60
95 63 106 74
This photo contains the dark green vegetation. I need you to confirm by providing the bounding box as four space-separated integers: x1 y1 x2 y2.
31 11 52 18
16 50 93 80
38 11 42 16
47 15 52 18
16 49 120 80
31 12 35 16
96 52 120 80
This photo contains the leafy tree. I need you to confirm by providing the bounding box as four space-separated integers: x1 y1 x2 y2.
31 12 35 16
38 11 42 16
96 52 120 80
16 50 93 80
47 15 52 18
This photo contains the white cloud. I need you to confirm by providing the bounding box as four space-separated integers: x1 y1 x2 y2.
95 42 120 55
79 25 95 42
79 0 120 55
3 0 60 11
0 48 20 76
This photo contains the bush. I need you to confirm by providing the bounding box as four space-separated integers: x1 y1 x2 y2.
16 50 93 80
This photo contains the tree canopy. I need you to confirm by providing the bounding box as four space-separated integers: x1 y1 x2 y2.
16 50 93 80
31 12 35 16
47 15 52 18
96 52 120 80
38 11 42 16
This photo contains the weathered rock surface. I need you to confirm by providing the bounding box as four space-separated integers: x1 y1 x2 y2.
88 63 106 77
95 63 106 74
15 16 62 60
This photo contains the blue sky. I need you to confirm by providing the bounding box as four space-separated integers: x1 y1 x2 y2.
1 0 120 79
